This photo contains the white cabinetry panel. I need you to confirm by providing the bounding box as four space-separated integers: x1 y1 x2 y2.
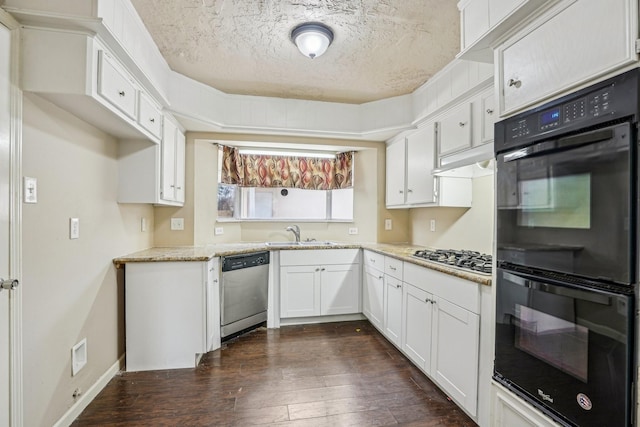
498 0 637 115
402 283 433 371
406 124 436 205
363 265 384 330
384 275 403 347
97 50 137 119
431 296 480 416
438 103 472 156
280 266 321 318
385 141 406 207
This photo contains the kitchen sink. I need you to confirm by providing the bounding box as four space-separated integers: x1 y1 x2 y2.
265 241 336 247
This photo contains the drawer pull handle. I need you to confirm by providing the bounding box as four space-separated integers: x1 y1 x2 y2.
370 258 375 263
321 267 326 271
508 78 522 88
315 268 320 272
119 90 126 97
390 266 396 270
486 109 494 115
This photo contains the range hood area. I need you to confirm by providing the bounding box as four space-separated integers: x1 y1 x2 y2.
432 143 495 178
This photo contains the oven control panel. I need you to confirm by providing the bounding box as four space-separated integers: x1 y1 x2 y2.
505 85 615 142
495 68 640 154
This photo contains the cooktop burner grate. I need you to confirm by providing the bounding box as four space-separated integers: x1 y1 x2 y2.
412 249 492 275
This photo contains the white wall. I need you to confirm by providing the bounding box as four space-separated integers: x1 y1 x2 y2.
21 94 154 427
410 174 494 253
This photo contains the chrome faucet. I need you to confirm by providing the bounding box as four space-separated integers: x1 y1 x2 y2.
286 225 301 242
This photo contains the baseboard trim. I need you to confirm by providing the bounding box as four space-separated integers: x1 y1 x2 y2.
279 313 365 326
52 355 124 427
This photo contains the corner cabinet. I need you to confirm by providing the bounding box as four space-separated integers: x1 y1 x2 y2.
118 113 186 206
496 0 638 116
385 122 472 209
124 258 220 371
280 249 361 318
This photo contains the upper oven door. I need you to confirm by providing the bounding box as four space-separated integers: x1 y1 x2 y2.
496 122 634 284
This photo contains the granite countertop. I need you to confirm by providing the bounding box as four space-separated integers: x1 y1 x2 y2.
114 242 492 286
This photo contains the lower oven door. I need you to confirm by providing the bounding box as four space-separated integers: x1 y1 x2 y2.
494 267 634 427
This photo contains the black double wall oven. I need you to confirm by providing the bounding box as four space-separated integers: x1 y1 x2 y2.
494 69 639 427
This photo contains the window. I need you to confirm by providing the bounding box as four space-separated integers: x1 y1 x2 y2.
217 146 354 221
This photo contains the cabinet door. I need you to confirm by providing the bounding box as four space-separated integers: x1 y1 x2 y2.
438 103 472 156
97 50 137 119
206 259 220 352
480 90 496 144
320 264 360 315
363 265 384 330
174 130 186 203
385 141 406 206
280 266 320 318
406 124 436 205
431 297 480 416
500 0 635 114
138 91 163 139
384 276 403 347
161 118 177 201
460 0 490 50
402 283 433 371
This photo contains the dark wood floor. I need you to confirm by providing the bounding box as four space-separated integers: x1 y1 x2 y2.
73 320 477 426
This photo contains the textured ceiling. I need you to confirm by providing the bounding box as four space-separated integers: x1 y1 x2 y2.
130 0 460 104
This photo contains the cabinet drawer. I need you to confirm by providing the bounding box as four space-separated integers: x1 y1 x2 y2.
363 250 385 271
97 50 137 119
280 249 360 266
404 262 479 314
385 257 403 280
138 91 163 139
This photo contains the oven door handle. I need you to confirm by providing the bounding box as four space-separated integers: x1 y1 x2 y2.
503 128 615 162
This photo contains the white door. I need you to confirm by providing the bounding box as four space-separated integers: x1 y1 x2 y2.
0 14 20 427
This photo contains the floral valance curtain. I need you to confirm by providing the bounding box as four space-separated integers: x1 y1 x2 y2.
220 146 353 190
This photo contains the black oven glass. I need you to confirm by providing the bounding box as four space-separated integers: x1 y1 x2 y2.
494 268 633 427
496 122 632 284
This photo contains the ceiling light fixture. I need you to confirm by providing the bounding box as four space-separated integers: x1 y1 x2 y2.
291 22 334 59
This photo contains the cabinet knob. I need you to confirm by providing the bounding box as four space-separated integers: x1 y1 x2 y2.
176 186 182 190
458 122 467 127
150 118 155 123
118 90 126 97
399 190 403 194
486 109 494 115
378 275 384 279
390 266 396 271
425 298 431 303
321 267 326 271
315 268 320 272
507 78 522 88
370 258 375 263
0 278 19 291
395 284 401 289
407 189 413 193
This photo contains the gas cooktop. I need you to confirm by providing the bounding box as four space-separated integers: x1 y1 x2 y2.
412 249 492 276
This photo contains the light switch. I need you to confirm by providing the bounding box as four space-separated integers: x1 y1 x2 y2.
384 219 392 230
215 227 224 235
170 218 184 230
348 227 358 235
69 218 80 239
141 218 147 232
430 219 436 232
23 177 37 203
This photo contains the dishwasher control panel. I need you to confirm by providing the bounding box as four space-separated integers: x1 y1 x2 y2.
222 251 270 271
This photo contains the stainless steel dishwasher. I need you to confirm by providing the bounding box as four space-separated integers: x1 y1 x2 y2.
220 251 269 339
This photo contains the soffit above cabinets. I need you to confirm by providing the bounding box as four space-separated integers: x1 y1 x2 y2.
130 0 460 104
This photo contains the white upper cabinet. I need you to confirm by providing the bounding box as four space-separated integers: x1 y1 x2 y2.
497 0 638 116
457 0 553 62
161 117 186 204
21 28 163 143
138 91 163 139
385 140 406 207
406 124 436 205
438 103 473 156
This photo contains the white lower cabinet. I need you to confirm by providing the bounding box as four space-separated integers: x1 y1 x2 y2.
383 275 403 347
280 249 361 318
124 258 220 371
402 283 433 370
362 264 385 330
431 296 480 416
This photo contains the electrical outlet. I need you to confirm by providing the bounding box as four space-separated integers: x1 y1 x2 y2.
384 219 392 230
69 218 80 239
141 217 147 232
348 227 358 235
170 218 184 230
430 219 436 232
71 338 87 376
214 227 224 235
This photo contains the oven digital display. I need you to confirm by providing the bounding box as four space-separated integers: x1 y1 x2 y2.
540 108 561 127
